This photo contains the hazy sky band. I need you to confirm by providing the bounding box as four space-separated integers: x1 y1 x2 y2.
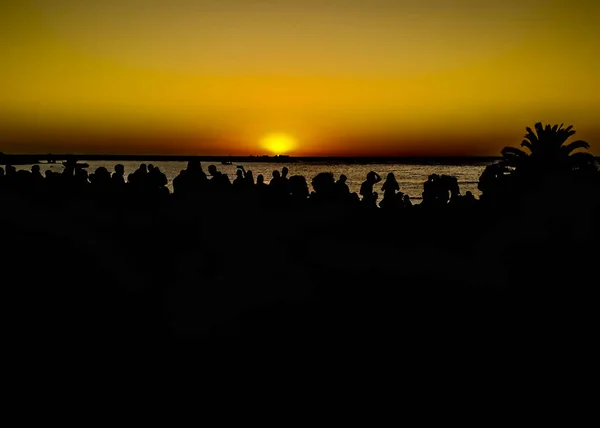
1 0 598 155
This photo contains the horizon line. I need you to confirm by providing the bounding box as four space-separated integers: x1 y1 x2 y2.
0 153 505 163
4 152 599 157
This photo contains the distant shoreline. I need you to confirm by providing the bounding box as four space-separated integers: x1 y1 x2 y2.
1 153 506 166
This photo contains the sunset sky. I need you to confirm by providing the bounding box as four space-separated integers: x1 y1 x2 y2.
1 0 598 156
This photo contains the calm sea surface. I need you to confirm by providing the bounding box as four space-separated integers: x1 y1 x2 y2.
17 161 490 200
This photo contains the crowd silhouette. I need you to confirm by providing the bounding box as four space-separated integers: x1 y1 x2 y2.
3 153 514 216
1 122 599 343
1 160 430 211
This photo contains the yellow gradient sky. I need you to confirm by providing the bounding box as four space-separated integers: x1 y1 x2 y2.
1 0 598 156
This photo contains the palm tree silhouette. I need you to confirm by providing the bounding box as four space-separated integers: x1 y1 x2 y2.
501 122 595 176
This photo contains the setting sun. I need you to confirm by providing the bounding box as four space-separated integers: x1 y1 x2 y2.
260 133 297 155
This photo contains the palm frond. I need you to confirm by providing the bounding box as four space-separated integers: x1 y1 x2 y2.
563 140 590 154
535 122 548 145
521 140 534 153
534 122 544 134
524 127 538 145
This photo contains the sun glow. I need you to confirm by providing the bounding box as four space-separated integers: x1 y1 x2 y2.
260 133 297 155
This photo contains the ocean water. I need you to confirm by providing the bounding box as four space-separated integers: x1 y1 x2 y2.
18 160 489 200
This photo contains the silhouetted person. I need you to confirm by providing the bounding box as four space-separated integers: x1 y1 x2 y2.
311 172 336 204
360 171 381 208
187 160 207 180
173 169 186 194
112 164 126 187
422 174 438 205
281 166 290 194
173 161 204 196
478 163 514 207
74 167 89 191
148 164 168 192
380 173 400 209
207 164 230 193
31 165 43 180
233 168 246 192
255 174 267 194
444 175 460 202
270 170 281 186
269 170 284 196
128 163 149 194
89 166 111 195
335 174 350 197
245 170 255 186
28 165 44 192
289 175 309 202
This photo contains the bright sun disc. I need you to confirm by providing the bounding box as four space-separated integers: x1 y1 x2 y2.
260 133 296 155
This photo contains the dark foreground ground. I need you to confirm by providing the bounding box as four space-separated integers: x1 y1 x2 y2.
2 188 598 356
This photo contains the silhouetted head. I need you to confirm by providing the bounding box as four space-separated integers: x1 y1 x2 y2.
312 172 335 194
338 174 347 183
32 165 40 174
139 164 147 173
386 172 395 181
289 175 309 198
188 159 201 171
236 170 243 178
208 165 217 176
367 171 376 183
403 194 410 202
246 170 253 179
257 174 264 185
45 170 52 178
115 164 124 175
95 167 109 179
282 167 289 178
272 170 280 179
148 164 155 172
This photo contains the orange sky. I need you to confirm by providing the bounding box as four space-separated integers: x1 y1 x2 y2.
1 0 599 156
